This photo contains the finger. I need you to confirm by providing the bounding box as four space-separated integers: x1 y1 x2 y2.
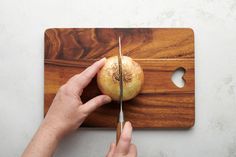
106 143 116 157
128 144 137 156
80 95 111 115
115 121 133 155
66 58 106 95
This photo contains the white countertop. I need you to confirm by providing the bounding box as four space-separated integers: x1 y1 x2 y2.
1 0 236 156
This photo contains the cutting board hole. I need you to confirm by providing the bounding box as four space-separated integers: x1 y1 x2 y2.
171 67 186 88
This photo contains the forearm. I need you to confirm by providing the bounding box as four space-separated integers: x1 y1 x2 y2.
22 122 61 157
22 58 110 157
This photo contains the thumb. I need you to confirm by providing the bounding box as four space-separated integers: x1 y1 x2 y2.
106 142 116 157
80 95 111 115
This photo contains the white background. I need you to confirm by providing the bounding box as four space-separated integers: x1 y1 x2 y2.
0 0 236 156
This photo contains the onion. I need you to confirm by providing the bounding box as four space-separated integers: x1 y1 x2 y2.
97 56 144 101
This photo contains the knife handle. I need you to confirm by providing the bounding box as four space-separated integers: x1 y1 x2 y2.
116 121 125 145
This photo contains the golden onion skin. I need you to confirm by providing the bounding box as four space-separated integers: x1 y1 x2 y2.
97 56 144 101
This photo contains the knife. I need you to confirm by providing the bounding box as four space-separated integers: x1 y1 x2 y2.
116 36 125 145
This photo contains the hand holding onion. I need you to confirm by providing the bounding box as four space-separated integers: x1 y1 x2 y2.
97 56 144 101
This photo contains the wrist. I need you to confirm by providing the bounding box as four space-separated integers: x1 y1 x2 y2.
40 120 64 142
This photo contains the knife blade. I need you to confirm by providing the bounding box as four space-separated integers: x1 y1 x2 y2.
116 36 125 144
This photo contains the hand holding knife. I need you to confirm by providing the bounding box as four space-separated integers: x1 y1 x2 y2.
116 36 125 145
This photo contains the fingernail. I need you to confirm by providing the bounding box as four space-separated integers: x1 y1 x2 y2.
104 96 112 103
100 57 106 62
125 121 132 128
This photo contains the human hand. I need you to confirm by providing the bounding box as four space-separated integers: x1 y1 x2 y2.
42 58 111 140
106 122 137 157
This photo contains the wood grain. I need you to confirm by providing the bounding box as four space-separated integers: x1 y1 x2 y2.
44 28 195 128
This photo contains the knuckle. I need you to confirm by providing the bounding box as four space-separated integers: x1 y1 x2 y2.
59 84 72 95
81 110 88 118
81 73 91 81
96 97 104 105
74 74 85 87
79 107 89 117
75 74 83 81
120 134 131 143
59 85 66 92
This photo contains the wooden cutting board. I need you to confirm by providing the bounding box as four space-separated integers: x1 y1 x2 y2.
44 28 195 128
